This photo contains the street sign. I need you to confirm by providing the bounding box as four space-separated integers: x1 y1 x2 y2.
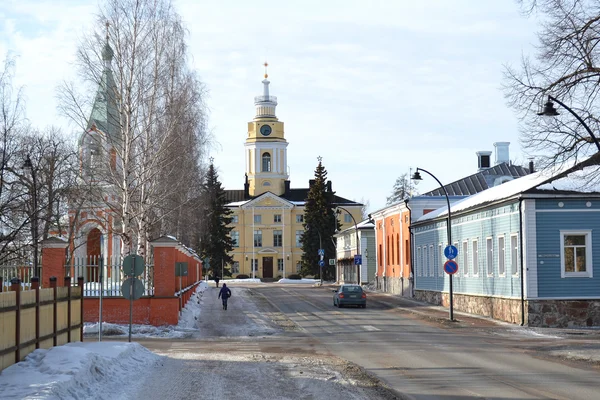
354 255 362 265
122 254 145 277
203 257 210 269
444 245 458 260
329 259 335 266
318 249 325 256
175 262 188 277
444 260 459 275
121 277 145 300
319 259 325 267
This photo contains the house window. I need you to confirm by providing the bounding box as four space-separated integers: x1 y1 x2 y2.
561 230 593 278
231 215 238 224
254 215 262 223
429 245 434 276
254 230 262 247
262 152 271 172
296 214 304 223
344 214 352 223
252 259 259 271
296 261 302 273
439 244 443 276
274 214 282 223
232 261 240 274
278 258 284 271
231 231 239 247
295 230 303 247
273 230 283 247
486 237 493 276
472 240 479 276
416 247 421 276
498 236 506 276
462 241 469 276
510 234 519 275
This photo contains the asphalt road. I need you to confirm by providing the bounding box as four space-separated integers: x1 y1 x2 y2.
251 284 600 400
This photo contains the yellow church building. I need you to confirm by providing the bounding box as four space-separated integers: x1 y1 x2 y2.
225 68 362 279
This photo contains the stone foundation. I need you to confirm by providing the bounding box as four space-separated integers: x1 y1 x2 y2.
376 276 412 297
414 290 600 327
528 300 600 328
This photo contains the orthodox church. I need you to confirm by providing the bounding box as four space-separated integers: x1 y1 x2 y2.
224 66 362 279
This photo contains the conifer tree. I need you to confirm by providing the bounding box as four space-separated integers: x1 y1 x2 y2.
199 161 234 277
300 158 340 280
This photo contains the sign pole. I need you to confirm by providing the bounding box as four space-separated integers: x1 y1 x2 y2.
128 257 134 343
99 256 103 342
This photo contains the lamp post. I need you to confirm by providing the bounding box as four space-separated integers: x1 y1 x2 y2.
411 167 454 321
22 155 39 280
335 206 360 285
538 95 600 152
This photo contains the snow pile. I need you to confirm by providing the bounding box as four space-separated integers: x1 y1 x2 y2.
537 166 600 192
277 278 320 284
0 342 160 400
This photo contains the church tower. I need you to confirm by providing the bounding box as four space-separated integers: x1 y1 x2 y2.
245 63 289 197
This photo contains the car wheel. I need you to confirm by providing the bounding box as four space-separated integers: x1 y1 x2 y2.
362 304 366 308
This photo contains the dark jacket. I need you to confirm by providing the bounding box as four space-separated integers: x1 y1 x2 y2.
218 285 231 299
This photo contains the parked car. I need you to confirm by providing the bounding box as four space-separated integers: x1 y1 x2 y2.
332 284 366 308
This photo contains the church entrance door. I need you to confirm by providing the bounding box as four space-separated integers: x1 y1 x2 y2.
263 257 273 278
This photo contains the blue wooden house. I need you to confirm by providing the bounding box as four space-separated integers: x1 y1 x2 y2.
411 156 600 327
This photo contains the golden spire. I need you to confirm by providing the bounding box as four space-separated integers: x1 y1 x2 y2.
264 61 268 79
105 21 110 41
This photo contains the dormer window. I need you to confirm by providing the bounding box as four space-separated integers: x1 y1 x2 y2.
262 152 271 172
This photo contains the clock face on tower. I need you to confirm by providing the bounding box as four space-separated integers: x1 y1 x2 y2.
260 124 272 136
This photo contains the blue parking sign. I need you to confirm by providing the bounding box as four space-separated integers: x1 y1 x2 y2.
354 255 362 265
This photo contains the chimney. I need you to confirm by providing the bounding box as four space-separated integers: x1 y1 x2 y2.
284 180 291 196
326 180 332 192
494 142 510 165
529 159 535 173
244 173 249 199
476 151 492 171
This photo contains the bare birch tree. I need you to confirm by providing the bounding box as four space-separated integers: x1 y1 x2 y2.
504 0 600 175
59 0 209 259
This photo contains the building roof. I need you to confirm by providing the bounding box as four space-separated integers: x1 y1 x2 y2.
225 188 361 207
423 162 530 196
417 154 600 223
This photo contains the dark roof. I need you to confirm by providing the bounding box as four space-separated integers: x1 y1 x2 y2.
224 188 361 206
423 162 530 196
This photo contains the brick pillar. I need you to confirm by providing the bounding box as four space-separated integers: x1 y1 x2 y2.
151 236 178 297
41 237 68 288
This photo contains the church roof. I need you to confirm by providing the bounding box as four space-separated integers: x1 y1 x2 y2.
225 188 361 207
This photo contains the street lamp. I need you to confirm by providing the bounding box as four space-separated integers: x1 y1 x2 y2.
22 155 39 280
538 95 600 152
411 167 454 321
335 206 360 285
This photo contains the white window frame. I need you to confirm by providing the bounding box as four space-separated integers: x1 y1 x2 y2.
510 233 519 276
254 230 262 247
232 261 240 274
273 230 283 247
439 243 443 276
472 239 479 276
296 214 304 223
295 230 303 248
429 245 434 276
252 259 259 271
560 230 593 278
274 214 282 223
416 247 422 277
462 240 469 276
296 261 302 273
486 237 493 276
231 231 239 248
254 214 262 223
231 215 238 224
344 214 352 223
262 152 271 172
498 235 506 277
277 258 284 272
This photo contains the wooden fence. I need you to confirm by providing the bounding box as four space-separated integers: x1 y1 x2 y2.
0 276 84 372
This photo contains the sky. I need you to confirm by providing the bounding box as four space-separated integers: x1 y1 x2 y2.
0 0 540 213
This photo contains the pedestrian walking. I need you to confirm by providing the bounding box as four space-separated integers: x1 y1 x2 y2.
218 283 232 310
215 276 220 288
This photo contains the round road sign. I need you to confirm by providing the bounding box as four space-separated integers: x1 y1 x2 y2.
444 245 458 260
123 254 145 277
444 260 459 275
121 277 145 300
